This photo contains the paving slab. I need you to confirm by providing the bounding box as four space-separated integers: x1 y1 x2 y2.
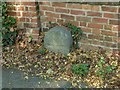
2 68 73 88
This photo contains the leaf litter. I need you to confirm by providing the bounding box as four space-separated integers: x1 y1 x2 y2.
2 32 120 88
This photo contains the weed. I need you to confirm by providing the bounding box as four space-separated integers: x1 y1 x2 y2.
38 48 46 55
72 63 89 76
96 57 116 79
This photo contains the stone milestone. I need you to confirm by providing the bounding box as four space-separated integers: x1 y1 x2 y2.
44 26 73 54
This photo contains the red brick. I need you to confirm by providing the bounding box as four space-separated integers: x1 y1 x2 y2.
113 26 120 31
65 20 79 26
95 35 104 40
92 40 101 46
61 14 74 20
7 6 16 11
17 6 24 11
39 2 51 6
76 16 91 22
29 7 36 11
52 2 66 7
25 18 30 22
81 4 91 10
88 34 103 40
7 2 16 4
57 19 64 25
71 10 85 15
113 37 119 42
67 3 82 9
101 42 117 48
40 6 54 11
31 18 38 22
109 20 119 25
104 13 118 19
90 5 101 11
92 29 101 35
102 6 118 12
104 25 113 30
46 12 59 18
55 8 69 13
101 30 116 36
22 12 37 17
17 18 25 22
45 16 56 22
15 2 21 5
7 12 21 16
22 2 36 6
82 4 100 11
81 27 91 33
79 22 86 26
80 39 90 44
87 12 102 17
92 18 108 23
88 23 103 29
7 2 21 5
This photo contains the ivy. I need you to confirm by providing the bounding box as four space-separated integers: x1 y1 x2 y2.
2 2 18 46
65 23 83 49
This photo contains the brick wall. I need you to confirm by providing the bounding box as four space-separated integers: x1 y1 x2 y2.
7 2 40 40
39 2 120 53
6 2 120 53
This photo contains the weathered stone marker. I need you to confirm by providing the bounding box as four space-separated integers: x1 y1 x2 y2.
44 26 73 54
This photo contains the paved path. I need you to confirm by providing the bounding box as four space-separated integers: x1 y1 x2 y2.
1 68 73 88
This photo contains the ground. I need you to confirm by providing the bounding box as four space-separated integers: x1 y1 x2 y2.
1 32 120 88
